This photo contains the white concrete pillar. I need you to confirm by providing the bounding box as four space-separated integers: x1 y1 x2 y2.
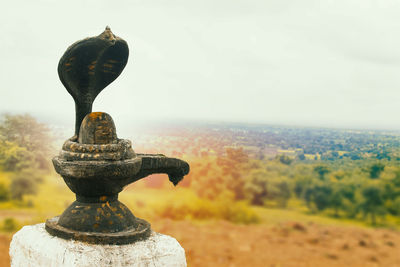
9 223 187 267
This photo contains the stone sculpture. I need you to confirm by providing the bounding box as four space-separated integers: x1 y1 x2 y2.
45 27 190 245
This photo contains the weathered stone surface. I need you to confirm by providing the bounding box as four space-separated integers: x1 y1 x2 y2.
10 223 187 267
49 27 190 244
58 27 129 136
78 112 118 145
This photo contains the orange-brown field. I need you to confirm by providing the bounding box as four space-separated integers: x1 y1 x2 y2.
1 219 399 267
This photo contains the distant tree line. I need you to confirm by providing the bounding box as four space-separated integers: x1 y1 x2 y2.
0 114 53 202
187 148 400 225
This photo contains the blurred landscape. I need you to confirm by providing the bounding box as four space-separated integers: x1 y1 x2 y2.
0 114 400 266
2 1 400 266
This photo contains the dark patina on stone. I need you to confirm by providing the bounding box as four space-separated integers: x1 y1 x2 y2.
45 27 190 245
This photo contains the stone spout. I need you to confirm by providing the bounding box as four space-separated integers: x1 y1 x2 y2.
135 154 190 186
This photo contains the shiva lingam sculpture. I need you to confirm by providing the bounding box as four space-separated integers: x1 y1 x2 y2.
45 27 190 245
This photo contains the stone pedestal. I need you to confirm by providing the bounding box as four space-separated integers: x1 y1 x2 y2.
9 223 187 267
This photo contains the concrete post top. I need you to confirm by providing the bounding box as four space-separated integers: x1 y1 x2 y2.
10 223 187 267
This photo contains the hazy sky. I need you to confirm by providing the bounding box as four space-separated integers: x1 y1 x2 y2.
1 0 400 130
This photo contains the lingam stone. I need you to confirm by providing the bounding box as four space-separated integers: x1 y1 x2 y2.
9 27 190 267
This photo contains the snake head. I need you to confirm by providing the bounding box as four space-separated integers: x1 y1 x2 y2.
58 26 129 136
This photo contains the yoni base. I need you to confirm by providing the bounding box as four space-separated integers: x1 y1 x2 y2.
9 223 187 267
